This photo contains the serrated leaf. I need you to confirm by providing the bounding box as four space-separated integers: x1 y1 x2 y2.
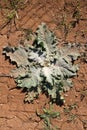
55 47 79 78
17 77 36 88
36 23 58 57
48 87 57 99
16 67 42 88
25 91 38 103
11 67 28 78
3 45 29 67
29 50 46 66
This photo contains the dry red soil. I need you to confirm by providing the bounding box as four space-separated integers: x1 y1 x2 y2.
0 0 87 130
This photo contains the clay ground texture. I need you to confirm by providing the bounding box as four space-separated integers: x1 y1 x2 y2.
0 0 87 130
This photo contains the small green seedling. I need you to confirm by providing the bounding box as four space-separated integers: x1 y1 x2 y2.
36 104 60 130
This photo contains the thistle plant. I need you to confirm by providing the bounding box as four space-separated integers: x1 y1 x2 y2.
3 23 80 104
